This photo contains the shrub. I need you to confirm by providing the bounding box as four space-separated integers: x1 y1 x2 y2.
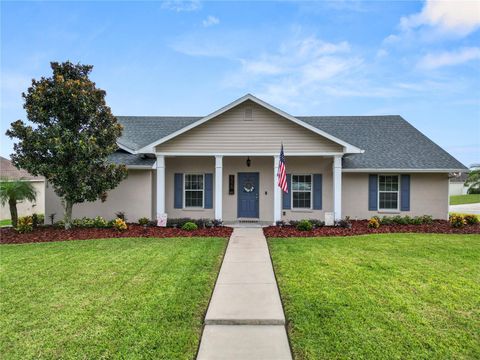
115 211 126 221
54 220 65 228
32 213 44 227
113 218 128 231
194 218 211 229
308 219 325 228
167 218 192 228
411 216 423 225
449 214 466 228
336 216 352 228
380 216 393 225
73 217 95 228
296 220 313 231
289 220 300 227
276 220 286 227
421 215 433 224
182 222 198 231
93 216 108 228
368 217 380 228
212 219 223 227
464 214 479 225
16 216 33 233
138 217 150 226
49 213 56 225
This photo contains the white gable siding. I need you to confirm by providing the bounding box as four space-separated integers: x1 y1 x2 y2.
156 101 343 154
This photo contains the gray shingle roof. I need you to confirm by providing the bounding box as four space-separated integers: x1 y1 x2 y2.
117 116 201 151
109 150 155 167
297 116 466 170
114 114 466 170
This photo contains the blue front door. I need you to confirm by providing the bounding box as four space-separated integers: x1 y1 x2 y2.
238 172 259 218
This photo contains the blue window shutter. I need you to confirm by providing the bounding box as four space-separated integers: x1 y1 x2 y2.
368 174 378 211
282 174 291 209
204 173 213 209
313 174 322 210
401 174 410 211
174 173 183 209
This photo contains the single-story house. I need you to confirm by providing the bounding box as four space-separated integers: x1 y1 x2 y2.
45 94 467 224
449 172 469 196
0 156 45 219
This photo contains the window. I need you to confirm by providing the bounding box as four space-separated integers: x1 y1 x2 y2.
292 175 312 209
378 175 399 210
184 174 204 208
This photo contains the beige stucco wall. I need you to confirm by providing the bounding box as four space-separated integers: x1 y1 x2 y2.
281 157 334 221
342 173 449 220
156 100 343 154
165 157 216 219
44 170 153 223
0 180 45 220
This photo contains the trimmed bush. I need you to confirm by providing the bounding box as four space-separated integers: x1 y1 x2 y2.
336 216 352 229
167 218 192 228
464 215 479 225
308 219 325 228
296 220 313 231
16 216 33 233
289 220 300 227
449 214 466 228
368 217 380 229
93 216 108 228
32 213 45 227
113 218 128 231
138 217 150 226
182 222 198 231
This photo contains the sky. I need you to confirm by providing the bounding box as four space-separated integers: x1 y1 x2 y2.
1 0 479 167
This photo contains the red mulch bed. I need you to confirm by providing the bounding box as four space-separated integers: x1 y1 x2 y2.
264 220 480 238
0 224 233 245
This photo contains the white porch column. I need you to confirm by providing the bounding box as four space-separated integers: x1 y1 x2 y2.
333 155 342 221
215 155 223 221
273 155 282 224
156 155 166 216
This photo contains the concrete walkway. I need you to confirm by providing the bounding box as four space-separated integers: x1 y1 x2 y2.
197 228 292 359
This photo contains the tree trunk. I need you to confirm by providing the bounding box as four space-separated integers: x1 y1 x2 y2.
9 199 18 228
64 200 74 230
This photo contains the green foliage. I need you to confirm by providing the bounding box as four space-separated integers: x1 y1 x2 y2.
138 217 150 226
308 219 325 228
6 61 127 229
16 216 33 233
93 216 108 228
465 169 480 193
167 218 194 228
182 222 198 231
380 215 433 225
464 214 479 225
449 214 466 228
0 178 36 227
31 213 44 227
296 220 313 231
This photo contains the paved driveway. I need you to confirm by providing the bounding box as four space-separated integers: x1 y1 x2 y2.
450 203 480 215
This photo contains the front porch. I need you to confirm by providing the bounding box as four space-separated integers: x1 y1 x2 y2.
155 154 343 225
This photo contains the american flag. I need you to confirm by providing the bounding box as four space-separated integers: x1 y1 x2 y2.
277 144 288 193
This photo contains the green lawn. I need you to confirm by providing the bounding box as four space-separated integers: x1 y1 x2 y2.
269 234 480 359
0 237 226 359
450 194 480 205
0 219 12 227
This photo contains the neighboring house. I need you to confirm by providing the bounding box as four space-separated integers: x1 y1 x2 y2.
0 156 45 219
449 172 468 196
45 94 467 224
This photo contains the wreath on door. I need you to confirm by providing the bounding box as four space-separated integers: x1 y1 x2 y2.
243 181 255 193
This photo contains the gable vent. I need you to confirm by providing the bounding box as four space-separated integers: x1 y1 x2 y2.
244 107 253 121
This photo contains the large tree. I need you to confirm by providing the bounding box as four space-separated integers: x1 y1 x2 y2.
6 61 127 229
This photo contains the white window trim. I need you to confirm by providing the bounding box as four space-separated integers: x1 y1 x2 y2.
183 173 205 209
378 174 400 211
291 174 313 210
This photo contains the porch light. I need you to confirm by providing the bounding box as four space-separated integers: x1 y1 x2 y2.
246 157 251 167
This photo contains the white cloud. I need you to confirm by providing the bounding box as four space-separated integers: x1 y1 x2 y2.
161 0 201 12
401 0 480 36
418 47 480 69
202 15 219 27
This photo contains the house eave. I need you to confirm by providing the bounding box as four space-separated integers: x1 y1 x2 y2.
342 168 466 173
